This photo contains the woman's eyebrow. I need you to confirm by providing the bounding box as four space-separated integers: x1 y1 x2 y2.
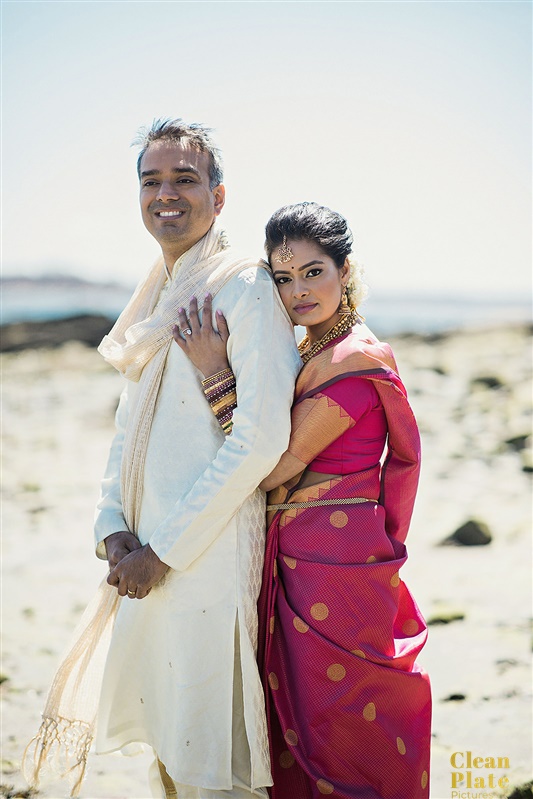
273 260 324 276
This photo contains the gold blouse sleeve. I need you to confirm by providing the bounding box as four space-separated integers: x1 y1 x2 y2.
287 393 355 465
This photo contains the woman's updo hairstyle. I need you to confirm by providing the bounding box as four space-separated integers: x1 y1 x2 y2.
265 202 368 312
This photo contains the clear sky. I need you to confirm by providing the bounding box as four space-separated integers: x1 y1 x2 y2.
2 0 531 296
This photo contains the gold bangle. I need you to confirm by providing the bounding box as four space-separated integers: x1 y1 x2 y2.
201 368 234 388
203 378 236 398
211 392 237 414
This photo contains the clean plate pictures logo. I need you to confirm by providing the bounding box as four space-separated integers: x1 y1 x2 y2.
451 751 510 798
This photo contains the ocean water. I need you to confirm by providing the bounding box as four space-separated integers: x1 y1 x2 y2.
1 278 530 337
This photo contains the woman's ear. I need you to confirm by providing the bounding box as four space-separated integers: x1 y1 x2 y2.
341 257 351 285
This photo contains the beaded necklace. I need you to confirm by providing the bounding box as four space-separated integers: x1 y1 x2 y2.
298 310 357 364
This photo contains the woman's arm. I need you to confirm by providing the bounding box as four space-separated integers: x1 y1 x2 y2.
261 379 382 491
258 393 353 492
258 451 307 492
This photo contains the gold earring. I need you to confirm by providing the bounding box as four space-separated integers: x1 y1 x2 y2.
338 286 351 315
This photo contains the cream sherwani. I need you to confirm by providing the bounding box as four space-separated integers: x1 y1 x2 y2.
93 258 301 793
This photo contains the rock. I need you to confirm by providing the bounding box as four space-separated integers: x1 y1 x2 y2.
507 781 533 799
443 693 466 702
505 434 531 452
440 519 493 546
471 375 505 390
0 786 40 798
521 449 533 474
427 607 466 625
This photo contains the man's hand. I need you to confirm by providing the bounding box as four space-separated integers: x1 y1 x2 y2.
107 544 169 599
104 531 141 570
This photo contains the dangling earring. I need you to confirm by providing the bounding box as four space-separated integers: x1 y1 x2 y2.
338 285 351 315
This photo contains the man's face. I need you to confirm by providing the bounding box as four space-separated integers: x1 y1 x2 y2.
139 140 225 267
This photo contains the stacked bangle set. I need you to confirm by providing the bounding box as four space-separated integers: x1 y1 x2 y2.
201 368 237 435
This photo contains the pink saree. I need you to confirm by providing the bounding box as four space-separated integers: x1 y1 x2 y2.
257 331 431 798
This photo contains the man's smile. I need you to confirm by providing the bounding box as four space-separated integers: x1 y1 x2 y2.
155 209 185 218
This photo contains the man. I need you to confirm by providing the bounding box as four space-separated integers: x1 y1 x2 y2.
92 120 301 798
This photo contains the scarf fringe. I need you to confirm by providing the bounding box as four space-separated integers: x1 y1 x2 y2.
22 578 121 794
22 716 92 797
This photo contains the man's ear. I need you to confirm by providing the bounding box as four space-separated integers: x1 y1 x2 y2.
213 184 226 216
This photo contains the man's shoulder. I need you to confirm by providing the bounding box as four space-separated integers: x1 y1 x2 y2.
226 256 272 284
218 258 274 301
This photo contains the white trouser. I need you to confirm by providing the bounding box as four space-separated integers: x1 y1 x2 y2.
149 628 269 799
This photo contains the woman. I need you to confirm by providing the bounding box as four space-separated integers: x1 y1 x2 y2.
174 203 431 799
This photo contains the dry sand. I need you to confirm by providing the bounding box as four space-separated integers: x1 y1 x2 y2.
1 325 532 799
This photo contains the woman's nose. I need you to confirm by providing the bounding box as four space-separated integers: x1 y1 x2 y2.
293 281 309 298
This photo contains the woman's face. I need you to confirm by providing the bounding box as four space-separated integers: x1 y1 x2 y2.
271 238 349 338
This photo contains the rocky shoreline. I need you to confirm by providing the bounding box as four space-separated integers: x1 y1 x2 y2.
0 315 115 353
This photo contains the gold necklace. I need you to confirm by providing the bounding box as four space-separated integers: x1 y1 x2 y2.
298 311 357 364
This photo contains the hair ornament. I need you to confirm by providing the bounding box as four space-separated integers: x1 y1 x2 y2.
276 235 294 264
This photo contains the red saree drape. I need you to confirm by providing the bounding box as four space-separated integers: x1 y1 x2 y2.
257 331 432 799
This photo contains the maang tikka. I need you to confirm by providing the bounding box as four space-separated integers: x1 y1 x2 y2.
276 235 294 264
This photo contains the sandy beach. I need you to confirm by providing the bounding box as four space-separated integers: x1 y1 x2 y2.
1 324 532 799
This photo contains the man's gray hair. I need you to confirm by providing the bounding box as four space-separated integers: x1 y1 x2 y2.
133 118 224 189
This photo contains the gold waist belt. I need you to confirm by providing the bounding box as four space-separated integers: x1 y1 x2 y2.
266 497 377 511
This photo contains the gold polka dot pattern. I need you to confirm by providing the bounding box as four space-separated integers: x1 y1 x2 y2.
421 770 428 789
268 672 279 690
279 750 295 769
327 663 346 682
329 511 348 528
390 572 400 587
363 702 376 721
293 616 309 633
310 602 329 620
402 619 419 635
284 729 298 746
351 649 366 658
317 779 334 794
269 616 275 635
283 555 297 569
397 737 406 755
366 555 377 563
